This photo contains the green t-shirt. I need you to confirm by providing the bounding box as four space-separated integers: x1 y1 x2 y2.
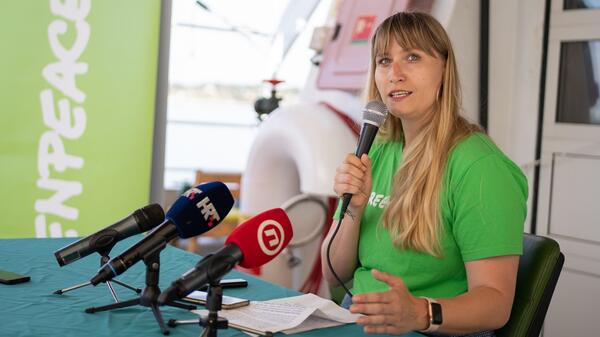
335 132 528 298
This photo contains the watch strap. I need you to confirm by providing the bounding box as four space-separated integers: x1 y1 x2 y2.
419 297 442 333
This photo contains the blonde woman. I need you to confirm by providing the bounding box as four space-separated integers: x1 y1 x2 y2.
322 12 527 337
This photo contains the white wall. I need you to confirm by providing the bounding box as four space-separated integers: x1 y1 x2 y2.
439 0 481 124
488 0 546 231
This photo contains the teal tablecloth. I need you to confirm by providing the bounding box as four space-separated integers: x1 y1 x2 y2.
0 238 423 337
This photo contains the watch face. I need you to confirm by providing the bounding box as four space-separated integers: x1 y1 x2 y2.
431 302 443 325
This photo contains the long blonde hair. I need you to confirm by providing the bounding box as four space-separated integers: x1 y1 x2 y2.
366 12 481 257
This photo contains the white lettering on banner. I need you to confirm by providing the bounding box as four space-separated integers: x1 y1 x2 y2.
42 61 88 103
35 0 91 238
38 131 84 177
35 214 79 238
196 197 221 222
40 90 86 139
35 178 83 220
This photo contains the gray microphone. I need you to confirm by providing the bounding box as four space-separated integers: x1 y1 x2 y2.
53 204 165 266
339 100 388 216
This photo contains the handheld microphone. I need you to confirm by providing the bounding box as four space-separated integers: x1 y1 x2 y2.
339 100 388 216
157 208 293 305
53 204 164 266
90 182 234 285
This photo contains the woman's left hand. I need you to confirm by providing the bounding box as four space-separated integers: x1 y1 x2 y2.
349 269 429 335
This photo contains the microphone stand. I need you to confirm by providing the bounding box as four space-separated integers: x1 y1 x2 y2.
84 251 196 335
53 248 141 303
167 281 228 337
199 282 228 337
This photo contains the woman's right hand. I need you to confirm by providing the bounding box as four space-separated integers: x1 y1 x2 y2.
333 153 372 210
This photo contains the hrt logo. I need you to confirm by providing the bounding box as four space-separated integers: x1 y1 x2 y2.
196 196 221 227
183 187 202 200
257 220 285 256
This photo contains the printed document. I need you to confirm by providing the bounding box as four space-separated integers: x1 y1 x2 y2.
193 293 360 335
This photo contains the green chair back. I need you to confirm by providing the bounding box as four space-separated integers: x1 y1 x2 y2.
496 233 564 337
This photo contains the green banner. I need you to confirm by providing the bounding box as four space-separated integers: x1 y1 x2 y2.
0 0 161 238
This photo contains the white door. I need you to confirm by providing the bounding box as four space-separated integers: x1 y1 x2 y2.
537 1 600 336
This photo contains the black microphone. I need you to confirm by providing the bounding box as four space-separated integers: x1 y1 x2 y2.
90 182 234 285
339 100 388 216
53 204 165 266
157 208 293 305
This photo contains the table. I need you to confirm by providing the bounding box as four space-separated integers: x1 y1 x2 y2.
0 238 422 337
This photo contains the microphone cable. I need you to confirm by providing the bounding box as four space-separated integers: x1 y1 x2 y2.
326 211 353 299
325 100 388 301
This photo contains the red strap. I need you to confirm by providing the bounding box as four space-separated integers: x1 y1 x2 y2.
319 102 360 137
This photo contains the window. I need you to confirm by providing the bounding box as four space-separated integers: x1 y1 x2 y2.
556 40 600 124
164 0 331 189
564 0 600 10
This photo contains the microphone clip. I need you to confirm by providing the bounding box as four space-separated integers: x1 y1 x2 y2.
167 282 230 337
199 283 229 333
84 251 195 335
53 248 141 299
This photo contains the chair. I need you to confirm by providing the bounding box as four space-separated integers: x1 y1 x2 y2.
496 233 564 337
185 171 242 254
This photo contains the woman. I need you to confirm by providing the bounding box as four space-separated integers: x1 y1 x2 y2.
321 12 527 337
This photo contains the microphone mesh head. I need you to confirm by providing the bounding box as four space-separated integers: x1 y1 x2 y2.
137 204 165 231
363 100 389 127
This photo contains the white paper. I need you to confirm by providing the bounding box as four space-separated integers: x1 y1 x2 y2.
186 290 248 306
281 315 346 334
192 293 360 335
266 293 358 323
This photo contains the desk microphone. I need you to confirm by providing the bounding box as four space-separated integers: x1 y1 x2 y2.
157 208 293 304
54 204 164 266
90 182 234 285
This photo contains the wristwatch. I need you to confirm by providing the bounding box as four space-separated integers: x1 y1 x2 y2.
420 297 443 333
